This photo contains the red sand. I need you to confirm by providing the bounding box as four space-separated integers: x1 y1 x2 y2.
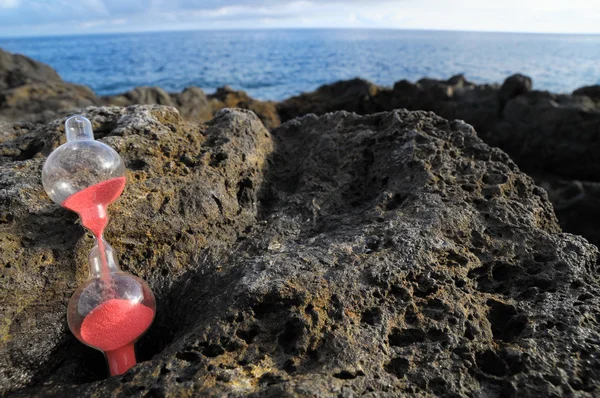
80 298 154 375
61 177 126 238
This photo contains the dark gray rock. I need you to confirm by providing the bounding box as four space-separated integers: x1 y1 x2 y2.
173 86 213 123
499 74 533 105
573 85 600 101
3 107 600 397
537 175 600 249
277 78 380 122
275 75 600 247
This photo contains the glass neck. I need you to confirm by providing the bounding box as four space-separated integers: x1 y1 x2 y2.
88 238 121 278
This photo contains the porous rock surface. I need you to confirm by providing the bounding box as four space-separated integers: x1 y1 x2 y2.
2 106 600 397
279 74 600 246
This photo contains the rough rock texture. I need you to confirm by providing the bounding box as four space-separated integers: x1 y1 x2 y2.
3 107 600 397
1 105 272 393
279 74 600 183
278 74 600 246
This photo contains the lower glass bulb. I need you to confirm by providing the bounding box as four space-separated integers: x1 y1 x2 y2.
67 240 156 376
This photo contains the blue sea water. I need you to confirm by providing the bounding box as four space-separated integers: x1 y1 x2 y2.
0 29 599 101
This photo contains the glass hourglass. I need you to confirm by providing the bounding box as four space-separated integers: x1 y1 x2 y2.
42 115 155 376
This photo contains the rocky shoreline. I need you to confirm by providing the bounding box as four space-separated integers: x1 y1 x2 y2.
2 48 600 397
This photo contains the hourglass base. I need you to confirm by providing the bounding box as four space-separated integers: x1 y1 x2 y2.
105 343 137 376
77 298 155 376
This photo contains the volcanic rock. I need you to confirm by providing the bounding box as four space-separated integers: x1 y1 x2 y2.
2 106 600 397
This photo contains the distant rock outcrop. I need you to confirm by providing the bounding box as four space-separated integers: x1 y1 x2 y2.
277 78 380 121
0 48 279 127
0 49 99 123
3 106 600 397
573 85 600 101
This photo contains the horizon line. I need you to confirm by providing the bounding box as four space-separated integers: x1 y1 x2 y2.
1 26 600 40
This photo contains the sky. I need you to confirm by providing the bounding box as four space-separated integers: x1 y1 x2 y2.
0 0 599 37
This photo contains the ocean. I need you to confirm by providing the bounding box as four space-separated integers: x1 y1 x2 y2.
1 29 599 101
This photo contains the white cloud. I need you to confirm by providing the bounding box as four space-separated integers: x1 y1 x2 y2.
0 0 19 8
0 0 599 36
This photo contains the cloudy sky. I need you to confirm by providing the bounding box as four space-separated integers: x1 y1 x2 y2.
0 0 599 37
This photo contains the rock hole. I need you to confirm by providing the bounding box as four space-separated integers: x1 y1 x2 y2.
333 370 364 380
283 359 297 374
426 328 448 342
476 350 508 377
175 351 200 363
202 344 225 357
144 387 166 398
386 193 409 211
389 328 426 347
492 263 514 281
278 319 304 354
386 357 409 378
17 140 45 160
128 159 147 171
259 372 286 386
236 177 254 208
236 325 261 344
361 308 381 326
211 194 224 215
487 299 527 342
210 151 228 166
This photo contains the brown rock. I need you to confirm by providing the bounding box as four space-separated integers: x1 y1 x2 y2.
105 86 174 107
1 105 272 392
0 48 99 123
0 48 62 91
209 86 280 129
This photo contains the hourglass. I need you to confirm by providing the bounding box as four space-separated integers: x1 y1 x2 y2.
42 115 155 376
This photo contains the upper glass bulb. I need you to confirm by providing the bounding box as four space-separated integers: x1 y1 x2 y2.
42 115 125 206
